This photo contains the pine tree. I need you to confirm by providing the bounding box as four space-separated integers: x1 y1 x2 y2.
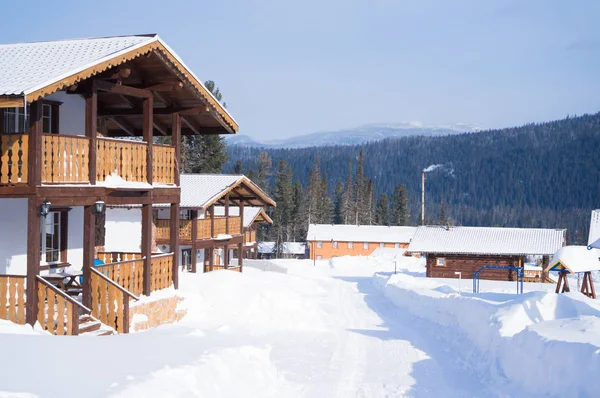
272 160 294 254
290 181 305 241
354 150 365 224
318 171 333 223
439 199 449 225
391 184 410 226
255 152 272 193
233 160 242 174
333 182 344 224
366 179 374 225
341 158 354 224
305 156 322 225
375 193 389 226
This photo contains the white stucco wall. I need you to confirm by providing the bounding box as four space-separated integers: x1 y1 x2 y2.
104 208 142 252
0 199 28 275
0 200 84 275
45 91 85 136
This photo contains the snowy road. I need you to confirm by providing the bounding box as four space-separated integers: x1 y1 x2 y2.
261 265 492 397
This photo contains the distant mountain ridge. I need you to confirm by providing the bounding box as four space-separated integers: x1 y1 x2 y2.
227 122 482 148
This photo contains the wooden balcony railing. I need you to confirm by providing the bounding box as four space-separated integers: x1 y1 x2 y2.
153 145 175 185
96 137 147 183
37 275 91 335
156 217 242 241
0 275 26 324
97 251 143 264
1 134 176 186
41 134 90 183
95 257 145 296
245 230 257 244
150 253 173 292
90 268 137 334
0 134 28 184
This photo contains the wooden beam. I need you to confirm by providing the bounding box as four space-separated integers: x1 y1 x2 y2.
82 205 95 308
134 82 184 91
0 96 24 108
170 202 180 289
109 117 138 136
141 204 152 296
99 106 207 117
85 81 98 185
172 113 181 186
153 119 168 136
180 116 200 135
143 96 153 184
28 100 43 187
191 209 198 273
95 80 152 98
25 197 40 326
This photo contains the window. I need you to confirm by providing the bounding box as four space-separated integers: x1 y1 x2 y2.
348 242 353 249
333 241 338 249
317 241 323 248
182 249 192 271
394 243 400 249
1 104 58 134
380 243 385 248
436 257 446 267
180 210 192 220
41 211 68 264
363 242 369 250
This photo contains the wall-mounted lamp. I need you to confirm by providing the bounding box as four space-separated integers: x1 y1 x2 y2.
92 200 105 216
38 199 51 217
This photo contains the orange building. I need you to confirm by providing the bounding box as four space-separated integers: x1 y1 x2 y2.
306 224 417 260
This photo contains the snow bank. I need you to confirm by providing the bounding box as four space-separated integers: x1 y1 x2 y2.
245 259 289 274
109 346 299 398
374 273 600 397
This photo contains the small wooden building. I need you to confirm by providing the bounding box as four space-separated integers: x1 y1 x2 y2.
306 224 417 260
407 226 566 281
548 246 600 298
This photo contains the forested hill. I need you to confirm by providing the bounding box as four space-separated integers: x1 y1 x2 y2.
225 113 600 243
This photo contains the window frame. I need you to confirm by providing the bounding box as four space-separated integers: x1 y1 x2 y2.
363 242 369 250
0 101 60 134
394 243 400 249
41 209 69 266
380 242 385 248
348 241 353 249
317 241 323 249
332 241 338 249
436 257 446 267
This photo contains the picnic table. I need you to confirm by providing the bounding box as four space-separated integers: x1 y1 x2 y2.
42 272 83 296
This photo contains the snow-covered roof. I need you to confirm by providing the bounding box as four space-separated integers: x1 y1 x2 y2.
168 174 274 209
257 242 307 254
407 226 565 256
0 34 237 131
213 206 273 227
588 210 600 247
306 224 417 244
549 246 600 273
258 242 276 254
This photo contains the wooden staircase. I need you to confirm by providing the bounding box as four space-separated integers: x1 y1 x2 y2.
78 314 116 336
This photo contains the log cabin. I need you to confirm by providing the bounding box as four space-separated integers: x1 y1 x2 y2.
0 34 238 335
103 174 275 274
407 226 566 281
306 224 417 260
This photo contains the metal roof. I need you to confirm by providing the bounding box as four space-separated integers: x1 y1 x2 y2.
213 206 272 227
306 224 417 244
408 226 565 256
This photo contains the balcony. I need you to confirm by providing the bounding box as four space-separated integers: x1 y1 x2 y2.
155 216 242 242
0 133 175 186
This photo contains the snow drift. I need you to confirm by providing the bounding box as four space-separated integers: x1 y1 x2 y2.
374 272 600 397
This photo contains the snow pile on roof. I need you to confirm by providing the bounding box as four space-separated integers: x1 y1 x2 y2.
178 174 242 208
374 271 600 397
549 246 600 273
258 242 276 254
0 35 154 96
282 242 306 255
307 224 417 244
98 173 152 189
588 209 600 248
408 226 565 255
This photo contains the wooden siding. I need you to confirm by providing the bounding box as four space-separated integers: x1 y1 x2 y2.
310 241 409 260
425 253 522 280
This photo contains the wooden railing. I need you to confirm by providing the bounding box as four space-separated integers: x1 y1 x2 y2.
245 230 256 244
37 276 91 335
96 258 145 297
0 134 28 184
153 145 175 185
156 217 243 241
0 275 26 324
41 134 90 183
97 251 143 264
90 268 138 334
229 217 241 235
96 137 147 183
150 253 173 292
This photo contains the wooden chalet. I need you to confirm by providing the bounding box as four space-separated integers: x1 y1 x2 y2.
151 174 275 273
547 246 600 299
407 226 566 281
0 34 238 335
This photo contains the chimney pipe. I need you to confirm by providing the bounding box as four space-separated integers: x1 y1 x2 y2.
421 171 425 225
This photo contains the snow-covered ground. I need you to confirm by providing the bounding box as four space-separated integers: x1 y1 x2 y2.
1 249 599 397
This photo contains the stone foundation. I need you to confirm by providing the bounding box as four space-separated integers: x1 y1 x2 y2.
129 295 186 332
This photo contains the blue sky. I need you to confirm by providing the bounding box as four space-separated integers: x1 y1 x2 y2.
2 0 599 140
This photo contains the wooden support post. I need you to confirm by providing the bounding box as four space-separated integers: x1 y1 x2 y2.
209 246 214 271
191 209 198 273
143 96 154 184
210 205 215 238
25 197 41 326
85 81 97 184
562 273 570 293
170 202 180 288
141 204 152 296
172 113 181 186
239 201 244 270
82 204 96 308
254 243 258 259
225 193 230 234
28 101 42 186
